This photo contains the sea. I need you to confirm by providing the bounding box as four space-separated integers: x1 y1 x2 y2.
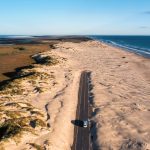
0 35 33 38
0 35 35 45
90 35 150 58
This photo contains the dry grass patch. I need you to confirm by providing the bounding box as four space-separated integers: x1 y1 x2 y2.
0 117 46 142
28 143 44 150
32 54 59 66
0 99 46 143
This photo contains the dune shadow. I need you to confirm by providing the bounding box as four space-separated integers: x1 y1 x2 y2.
3 71 17 78
2 65 34 79
0 72 35 90
15 65 34 72
71 120 83 127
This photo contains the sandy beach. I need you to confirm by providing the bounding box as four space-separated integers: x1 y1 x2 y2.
0 38 150 150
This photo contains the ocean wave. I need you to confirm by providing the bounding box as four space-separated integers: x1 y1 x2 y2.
99 39 150 58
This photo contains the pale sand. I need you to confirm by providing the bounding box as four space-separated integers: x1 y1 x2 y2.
0 40 150 150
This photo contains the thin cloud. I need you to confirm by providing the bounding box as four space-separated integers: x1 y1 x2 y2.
143 11 150 14
139 26 149 29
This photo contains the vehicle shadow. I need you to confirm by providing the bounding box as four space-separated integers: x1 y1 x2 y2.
71 120 83 127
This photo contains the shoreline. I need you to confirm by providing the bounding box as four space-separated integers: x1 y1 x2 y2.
98 40 150 60
90 36 150 59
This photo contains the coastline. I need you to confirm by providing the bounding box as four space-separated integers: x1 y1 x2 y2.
0 36 149 83
99 39 150 60
90 36 150 59
0 37 150 149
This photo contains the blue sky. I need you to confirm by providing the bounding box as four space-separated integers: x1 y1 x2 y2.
0 0 150 35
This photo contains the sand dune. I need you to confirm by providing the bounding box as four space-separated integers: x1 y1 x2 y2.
0 40 150 150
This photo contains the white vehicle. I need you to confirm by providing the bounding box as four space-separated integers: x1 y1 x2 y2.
83 120 88 128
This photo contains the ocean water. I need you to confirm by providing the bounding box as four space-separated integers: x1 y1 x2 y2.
0 35 33 38
0 35 35 45
90 35 150 58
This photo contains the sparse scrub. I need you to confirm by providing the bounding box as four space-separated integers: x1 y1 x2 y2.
30 111 44 117
0 120 22 140
0 97 46 143
5 103 21 108
0 79 24 95
5 111 22 119
15 47 26 51
0 51 60 146
21 107 33 111
34 87 43 93
32 54 59 66
27 72 54 81
34 119 46 127
0 116 46 142
18 102 33 107
28 143 44 150
0 71 55 95
49 44 56 49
